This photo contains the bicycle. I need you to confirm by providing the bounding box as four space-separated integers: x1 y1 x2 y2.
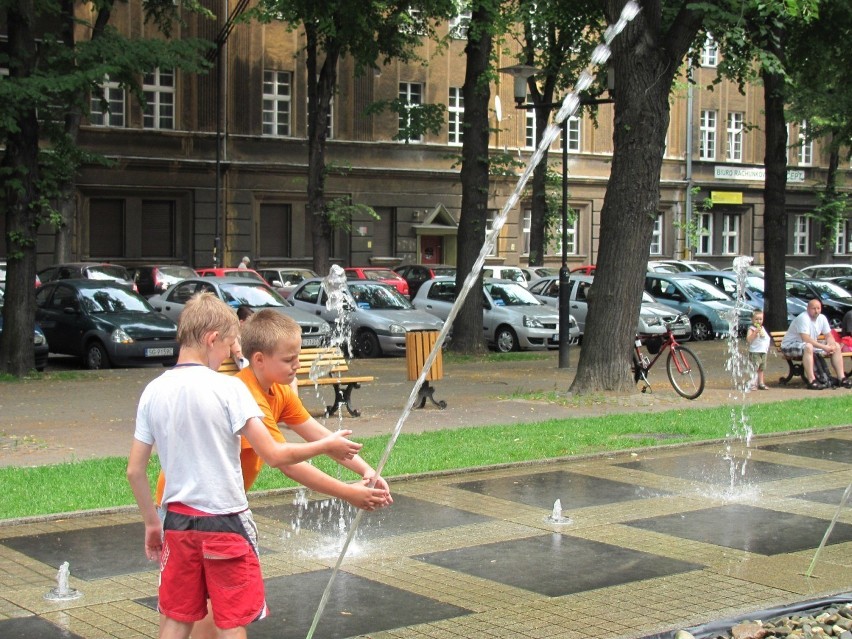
632 322 706 399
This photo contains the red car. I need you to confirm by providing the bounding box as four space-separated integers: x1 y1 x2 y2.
570 264 596 275
195 267 265 282
344 267 410 297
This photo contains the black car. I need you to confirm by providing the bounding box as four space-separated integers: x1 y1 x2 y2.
35 279 178 369
38 262 137 292
128 264 198 297
786 277 852 326
0 288 49 371
393 264 457 298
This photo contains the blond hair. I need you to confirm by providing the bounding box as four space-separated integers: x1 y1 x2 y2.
177 292 239 348
240 309 301 357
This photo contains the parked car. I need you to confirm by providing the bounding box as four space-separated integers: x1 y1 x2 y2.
34 279 178 369
256 267 319 298
148 277 330 348
690 270 803 324
785 277 852 327
528 275 692 339
826 276 852 295
481 266 528 287
127 264 198 297
569 264 596 275
412 277 579 352
0 259 41 290
38 262 137 292
195 267 266 282
648 259 717 273
644 273 753 340
519 266 557 283
344 267 410 297
800 264 852 279
393 264 457 299
737 264 808 279
0 288 49 371
646 261 682 273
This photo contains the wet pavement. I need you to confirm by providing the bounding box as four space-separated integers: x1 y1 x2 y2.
1 342 851 638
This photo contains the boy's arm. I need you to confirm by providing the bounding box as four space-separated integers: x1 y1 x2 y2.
126 439 162 562
282 462 390 510
241 416 362 468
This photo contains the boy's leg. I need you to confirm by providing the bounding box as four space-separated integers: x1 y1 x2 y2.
159 614 193 639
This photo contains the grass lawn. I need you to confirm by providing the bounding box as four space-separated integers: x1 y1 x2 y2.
2 396 850 521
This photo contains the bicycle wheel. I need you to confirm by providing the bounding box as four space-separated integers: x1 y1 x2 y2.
666 345 705 399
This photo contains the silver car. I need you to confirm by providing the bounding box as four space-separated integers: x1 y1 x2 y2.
528 275 692 338
148 277 330 348
289 279 444 357
412 277 579 352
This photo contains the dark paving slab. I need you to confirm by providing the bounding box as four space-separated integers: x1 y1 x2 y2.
758 438 852 464
452 470 669 510
253 494 493 540
617 452 822 485
792 486 852 506
415 533 703 597
137 569 471 639
626 504 852 555
0 616 84 639
0 522 151 580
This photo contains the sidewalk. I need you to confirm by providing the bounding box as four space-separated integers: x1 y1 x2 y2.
1 342 851 639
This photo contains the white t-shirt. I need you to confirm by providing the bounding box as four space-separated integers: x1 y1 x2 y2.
135 365 263 514
781 311 832 349
748 328 770 354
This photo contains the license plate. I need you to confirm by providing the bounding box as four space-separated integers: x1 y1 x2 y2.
145 347 174 357
302 337 322 347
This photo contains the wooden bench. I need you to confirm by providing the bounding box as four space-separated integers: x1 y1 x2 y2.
770 331 852 385
295 346 374 417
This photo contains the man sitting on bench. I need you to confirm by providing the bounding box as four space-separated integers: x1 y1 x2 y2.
780 299 846 389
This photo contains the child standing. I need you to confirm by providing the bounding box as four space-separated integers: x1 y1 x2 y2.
746 309 770 390
127 292 362 638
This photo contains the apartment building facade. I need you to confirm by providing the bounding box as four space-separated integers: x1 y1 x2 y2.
9 7 851 273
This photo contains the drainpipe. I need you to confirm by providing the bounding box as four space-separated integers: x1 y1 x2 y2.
684 64 694 259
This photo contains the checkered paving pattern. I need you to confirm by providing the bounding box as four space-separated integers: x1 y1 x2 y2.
1 430 851 639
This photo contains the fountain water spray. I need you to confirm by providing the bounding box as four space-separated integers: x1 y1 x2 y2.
806 481 852 577
44 561 82 601
545 499 572 525
303 4 641 636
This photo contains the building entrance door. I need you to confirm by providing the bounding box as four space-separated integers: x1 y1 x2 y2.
420 236 443 264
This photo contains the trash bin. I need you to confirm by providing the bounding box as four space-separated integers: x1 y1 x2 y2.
405 330 445 408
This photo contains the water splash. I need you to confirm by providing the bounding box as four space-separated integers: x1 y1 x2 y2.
304 4 642 637
44 561 82 601
545 499 572 525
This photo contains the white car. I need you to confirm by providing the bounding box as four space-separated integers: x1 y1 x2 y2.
412 277 579 352
528 274 692 339
481 266 528 288
519 266 558 284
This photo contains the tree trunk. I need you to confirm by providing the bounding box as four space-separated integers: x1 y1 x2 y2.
817 146 839 263
527 102 554 266
761 61 789 333
570 0 703 393
451 1 493 354
0 0 40 376
307 28 338 277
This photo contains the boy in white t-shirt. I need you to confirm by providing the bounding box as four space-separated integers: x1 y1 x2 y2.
746 309 770 390
127 292 361 638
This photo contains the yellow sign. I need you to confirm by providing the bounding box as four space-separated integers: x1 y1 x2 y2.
711 191 743 204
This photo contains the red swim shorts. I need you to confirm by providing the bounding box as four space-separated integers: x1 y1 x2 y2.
159 509 268 630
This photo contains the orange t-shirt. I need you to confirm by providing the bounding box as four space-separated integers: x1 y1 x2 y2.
154 368 311 504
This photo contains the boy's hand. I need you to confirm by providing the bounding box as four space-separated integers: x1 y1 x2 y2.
144 523 163 562
322 429 363 461
345 482 392 511
363 473 394 506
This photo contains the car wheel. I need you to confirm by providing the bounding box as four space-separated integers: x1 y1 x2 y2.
690 317 713 341
84 341 111 370
494 326 519 353
353 329 382 358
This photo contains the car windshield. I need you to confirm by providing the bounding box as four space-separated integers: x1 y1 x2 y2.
484 282 541 306
159 266 196 279
348 283 412 310
678 278 732 302
361 269 399 281
279 270 314 284
86 265 130 281
220 282 288 307
810 280 852 300
81 287 152 313
688 261 715 271
433 267 456 277
499 268 525 284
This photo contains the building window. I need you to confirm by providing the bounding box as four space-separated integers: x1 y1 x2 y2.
525 106 536 149
449 3 471 39
263 70 292 137
259 203 292 258
649 213 663 255
306 95 333 139
486 210 499 256
549 212 578 256
88 197 179 259
90 76 125 127
722 213 739 255
398 82 423 143
89 199 125 257
141 201 176 257
697 212 713 255
565 116 581 152
448 87 464 146
699 110 716 160
798 120 813 166
522 209 531 255
793 214 810 255
143 69 174 130
726 112 743 162
836 218 850 255
701 34 718 67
